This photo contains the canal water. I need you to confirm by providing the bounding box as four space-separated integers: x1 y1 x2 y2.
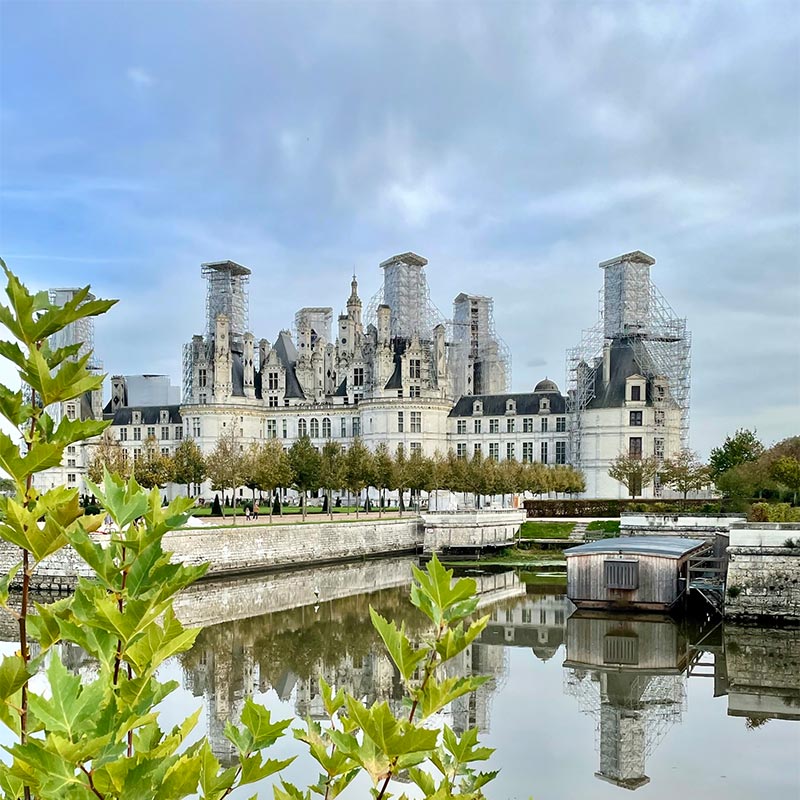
3 556 799 798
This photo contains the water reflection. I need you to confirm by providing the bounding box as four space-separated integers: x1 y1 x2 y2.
2 562 799 794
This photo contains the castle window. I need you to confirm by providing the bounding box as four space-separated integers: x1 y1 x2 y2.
410 412 422 433
631 385 641 402
119 428 128 442
409 386 420 398
541 417 548 433
133 427 141 441
556 441 566 464
630 411 643 426
161 426 169 441
655 410 665 427
352 417 361 437
506 399 516 414
160 410 169 424
507 442 515 460
397 412 404 433
66 404 77 420
474 419 482 434
473 443 482 456
161 448 169 456
198 369 207 388
523 418 534 433
298 419 307 437
268 372 279 391
522 442 534 463
340 418 347 438
132 411 141 425
457 443 466 459
409 442 422 454
540 398 550 412
282 419 288 438
489 443 499 460
409 359 421 379
507 418 515 433
67 473 76 485
266 420 277 438
457 420 467 435
322 418 331 438
489 419 499 434
192 418 201 437
473 400 483 415
353 367 364 387
174 427 182 440
269 396 278 407
540 442 548 464
556 416 566 432
147 427 155 439
310 418 319 438
629 437 643 458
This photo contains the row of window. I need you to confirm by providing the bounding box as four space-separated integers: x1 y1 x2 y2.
454 440 567 464
457 416 566 435
118 425 183 442
629 437 665 459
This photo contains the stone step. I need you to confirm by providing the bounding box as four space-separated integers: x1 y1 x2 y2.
570 521 589 541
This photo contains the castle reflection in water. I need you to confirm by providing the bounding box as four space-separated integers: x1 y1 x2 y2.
175 566 800 786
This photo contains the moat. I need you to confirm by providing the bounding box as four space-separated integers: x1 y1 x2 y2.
2 557 798 799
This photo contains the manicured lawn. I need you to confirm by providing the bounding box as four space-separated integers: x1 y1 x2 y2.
442 546 567 567
519 521 575 539
586 520 620 534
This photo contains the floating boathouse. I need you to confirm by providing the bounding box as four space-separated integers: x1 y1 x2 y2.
566 536 710 612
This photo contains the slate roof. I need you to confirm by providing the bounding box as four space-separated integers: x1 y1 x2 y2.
586 338 653 410
565 536 707 559
271 331 306 399
448 391 567 417
105 405 183 425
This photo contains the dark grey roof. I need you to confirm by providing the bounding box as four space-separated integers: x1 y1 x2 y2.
334 378 348 397
448 391 566 418
231 353 244 397
271 331 305 399
586 338 654 410
385 359 403 390
534 378 560 393
565 536 707 559
105 405 182 425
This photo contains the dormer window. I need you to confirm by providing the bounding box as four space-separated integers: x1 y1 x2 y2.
506 399 516 414
160 410 169 424
473 400 483 415
540 398 550 413
132 411 141 425
631 385 641 402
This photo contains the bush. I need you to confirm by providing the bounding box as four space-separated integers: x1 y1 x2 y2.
727 584 742 598
748 502 800 523
523 497 712 517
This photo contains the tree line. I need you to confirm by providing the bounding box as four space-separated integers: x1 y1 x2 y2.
606 430 800 506
89 429 586 521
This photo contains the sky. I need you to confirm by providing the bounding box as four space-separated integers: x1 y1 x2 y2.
0 0 798 458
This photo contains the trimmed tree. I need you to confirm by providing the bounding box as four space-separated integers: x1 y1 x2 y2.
608 453 658 499
134 435 173 491
288 435 321 521
344 437 373 519
372 442 395 518
770 456 800 505
172 438 206 497
659 449 710 505
87 428 131 484
319 440 346 520
205 428 244 523
254 439 294 521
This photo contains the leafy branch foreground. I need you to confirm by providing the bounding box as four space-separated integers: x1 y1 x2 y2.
0 261 498 799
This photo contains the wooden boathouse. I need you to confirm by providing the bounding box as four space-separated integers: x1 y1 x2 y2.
566 536 710 612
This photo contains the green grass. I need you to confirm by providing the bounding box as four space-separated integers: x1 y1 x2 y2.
190 504 390 517
586 520 620 534
518 570 568 586
519 521 575 539
442 546 567 567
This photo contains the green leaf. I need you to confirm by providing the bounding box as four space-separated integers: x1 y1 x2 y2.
239 754 294 786
320 675 345 718
419 675 490 720
370 609 428 683
435 616 489 663
344 698 438 758
240 697 293 750
0 561 21 607
0 654 30 700
274 780 311 800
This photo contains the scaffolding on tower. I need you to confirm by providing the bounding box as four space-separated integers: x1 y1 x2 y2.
566 253 691 471
202 261 251 348
365 252 447 341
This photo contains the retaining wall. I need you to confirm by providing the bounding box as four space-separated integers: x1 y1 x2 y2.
0 517 424 592
725 523 800 623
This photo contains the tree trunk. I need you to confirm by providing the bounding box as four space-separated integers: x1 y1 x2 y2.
302 492 307 521
379 488 383 518
355 491 359 520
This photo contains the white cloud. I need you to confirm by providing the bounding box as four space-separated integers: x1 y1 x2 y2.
126 67 155 88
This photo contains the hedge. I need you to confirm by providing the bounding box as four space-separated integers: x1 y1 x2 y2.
523 498 719 517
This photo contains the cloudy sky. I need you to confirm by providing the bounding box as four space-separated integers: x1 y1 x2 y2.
1 0 797 457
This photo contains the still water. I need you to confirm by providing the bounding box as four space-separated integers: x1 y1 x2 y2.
6 556 800 798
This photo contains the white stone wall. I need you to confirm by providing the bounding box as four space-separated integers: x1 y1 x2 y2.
726 523 800 622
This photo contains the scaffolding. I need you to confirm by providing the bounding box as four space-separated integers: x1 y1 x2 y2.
202 261 251 349
450 293 511 395
48 288 101 372
365 252 447 341
566 252 691 470
564 669 687 785
295 307 333 347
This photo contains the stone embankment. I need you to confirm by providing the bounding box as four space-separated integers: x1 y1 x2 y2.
0 517 424 592
725 522 800 624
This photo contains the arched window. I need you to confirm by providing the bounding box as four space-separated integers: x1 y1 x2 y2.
322 417 331 438
298 419 307 437
310 418 320 438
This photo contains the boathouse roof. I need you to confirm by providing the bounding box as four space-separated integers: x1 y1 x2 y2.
565 536 706 559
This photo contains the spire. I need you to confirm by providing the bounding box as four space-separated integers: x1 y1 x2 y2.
348 272 362 308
